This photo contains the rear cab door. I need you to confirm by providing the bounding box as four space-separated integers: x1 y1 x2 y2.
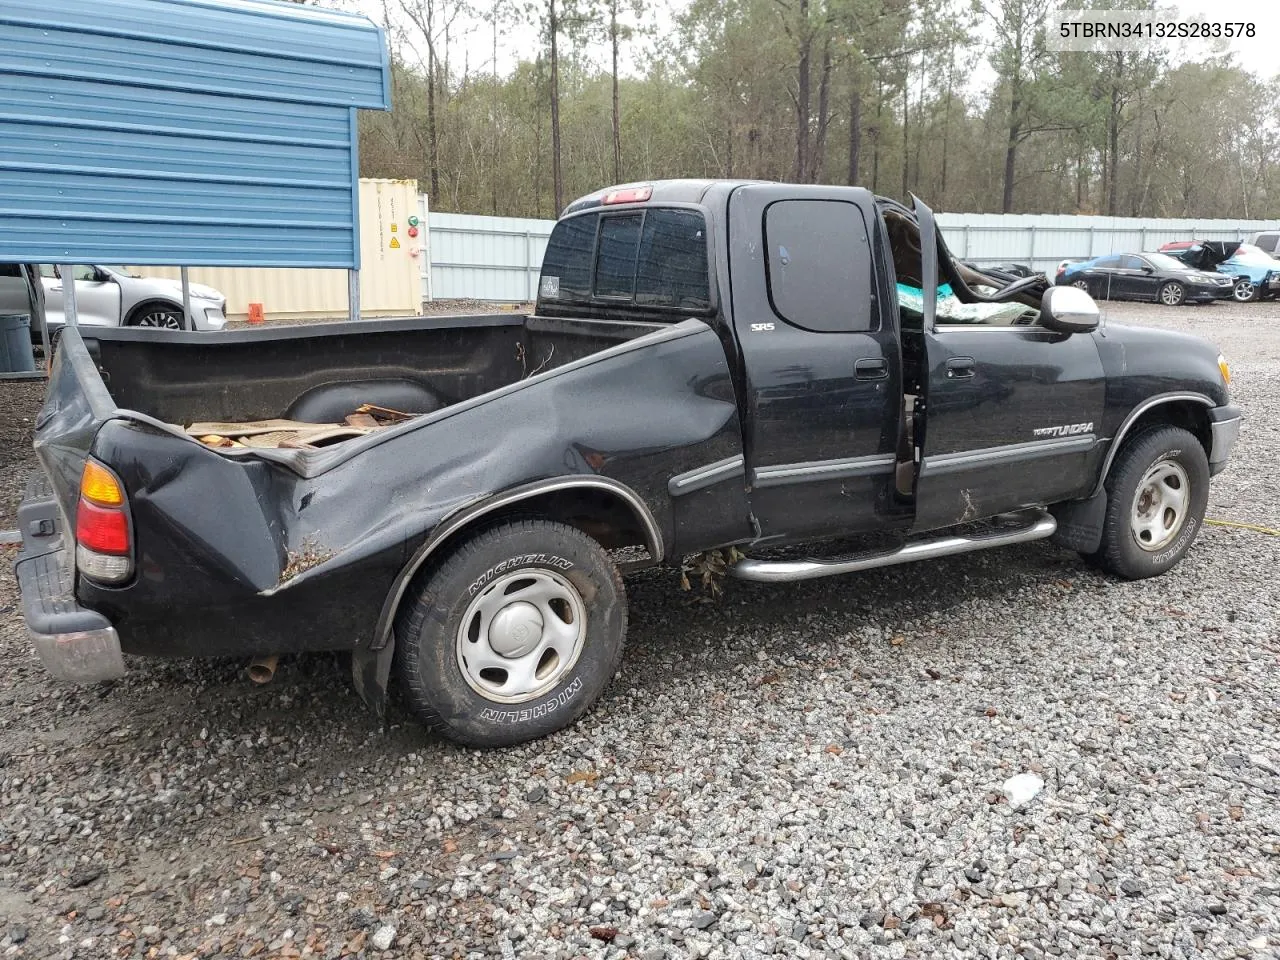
910 198 1106 531
727 184 907 546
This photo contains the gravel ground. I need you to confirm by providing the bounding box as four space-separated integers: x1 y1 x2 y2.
0 300 1277 960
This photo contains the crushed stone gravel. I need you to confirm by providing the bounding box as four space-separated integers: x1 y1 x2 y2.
0 299 1276 959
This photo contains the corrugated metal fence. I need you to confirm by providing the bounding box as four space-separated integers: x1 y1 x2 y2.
423 205 552 302
425 206 1279 302
935 212 1278 276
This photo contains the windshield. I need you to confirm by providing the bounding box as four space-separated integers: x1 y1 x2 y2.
1143 253 1195 272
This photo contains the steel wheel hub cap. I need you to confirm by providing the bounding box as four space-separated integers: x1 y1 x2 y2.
488 601 544 657
455 568 586 703
1130 460 1190 551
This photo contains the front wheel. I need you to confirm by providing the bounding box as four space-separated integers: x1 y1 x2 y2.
393 519 627 747
1085 425 1209 580
1232 278 1259 303
129 305 184 329
1158 281 1186 306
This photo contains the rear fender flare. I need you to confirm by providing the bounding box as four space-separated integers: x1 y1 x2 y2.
373 475 662 653
353 476 662 716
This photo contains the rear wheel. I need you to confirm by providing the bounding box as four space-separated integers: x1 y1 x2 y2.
1158 281 1186 306
393 519 626 747
1071 279 1091 296
1085 426 1209 580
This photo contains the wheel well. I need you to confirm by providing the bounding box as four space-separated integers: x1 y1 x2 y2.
466 488 654 555
1122 400 1212 460
125 299 182 326
372 482 662 652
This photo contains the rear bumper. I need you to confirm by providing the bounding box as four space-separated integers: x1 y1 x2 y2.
12 473 126 683
1209 403 1243 476
14 551 125 682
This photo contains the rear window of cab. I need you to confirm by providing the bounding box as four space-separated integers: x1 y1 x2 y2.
538 208 711 313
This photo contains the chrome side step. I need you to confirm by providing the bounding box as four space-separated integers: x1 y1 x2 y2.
728 511 1057 583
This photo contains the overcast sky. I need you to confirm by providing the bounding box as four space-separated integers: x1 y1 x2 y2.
350 0 1279 87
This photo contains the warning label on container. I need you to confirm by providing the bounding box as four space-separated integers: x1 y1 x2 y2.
389 237 401 250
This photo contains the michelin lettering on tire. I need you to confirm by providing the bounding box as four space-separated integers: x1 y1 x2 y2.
1153 517 1198 565
468 554 574 596
478 677 584 724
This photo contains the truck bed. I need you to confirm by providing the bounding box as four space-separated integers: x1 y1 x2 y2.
82 313 661 428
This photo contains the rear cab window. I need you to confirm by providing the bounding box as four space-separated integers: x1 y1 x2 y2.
538 208 711 318
763 199 873 333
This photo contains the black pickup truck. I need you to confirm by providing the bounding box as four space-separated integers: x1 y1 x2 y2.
14 180 1242 746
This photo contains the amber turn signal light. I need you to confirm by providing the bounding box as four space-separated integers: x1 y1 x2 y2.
80 460 124 506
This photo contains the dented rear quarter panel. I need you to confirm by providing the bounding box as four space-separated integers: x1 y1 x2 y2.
77 319 749 658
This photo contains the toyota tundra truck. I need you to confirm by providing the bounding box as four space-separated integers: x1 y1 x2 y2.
13 180 1243 746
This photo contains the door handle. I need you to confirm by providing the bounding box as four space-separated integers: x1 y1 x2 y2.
945 357 976 379
854 357 888 380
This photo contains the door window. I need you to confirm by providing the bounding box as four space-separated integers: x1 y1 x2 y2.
764 199 873 333
1119 255 1146 270
1093 255 1123 269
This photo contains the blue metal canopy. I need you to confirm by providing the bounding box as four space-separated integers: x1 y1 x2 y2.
0 0 391 268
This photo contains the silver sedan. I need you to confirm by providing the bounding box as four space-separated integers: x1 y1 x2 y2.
40 265 228 331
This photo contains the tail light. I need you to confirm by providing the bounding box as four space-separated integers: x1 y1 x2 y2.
75 460 133 584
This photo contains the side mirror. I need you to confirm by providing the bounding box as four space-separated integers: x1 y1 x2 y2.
1040 285 1100 334
1141 265 1154 274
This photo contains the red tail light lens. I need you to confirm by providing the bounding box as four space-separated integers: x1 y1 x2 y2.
76 500 130 554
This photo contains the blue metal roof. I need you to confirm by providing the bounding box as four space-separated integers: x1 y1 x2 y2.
0 0 390 268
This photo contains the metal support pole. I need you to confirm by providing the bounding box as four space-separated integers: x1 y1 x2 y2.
180 266 193 331
59 264 78 327
348 269 360 322
525 231 533 302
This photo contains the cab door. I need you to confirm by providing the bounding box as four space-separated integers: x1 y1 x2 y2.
910 198 1106 531
41 266 122 327
1124 255 1161 300
727 184 907 546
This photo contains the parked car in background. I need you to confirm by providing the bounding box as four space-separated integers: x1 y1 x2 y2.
966 261 1037 279
1248 230 1280 255
1056 252 1233 305
1158 240 1280 302
0 264 48 348
39 265 228 332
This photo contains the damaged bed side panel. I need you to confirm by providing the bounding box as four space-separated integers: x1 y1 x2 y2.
77 322 750 660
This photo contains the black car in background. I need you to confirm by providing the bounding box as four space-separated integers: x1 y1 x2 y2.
1056 252 1234 305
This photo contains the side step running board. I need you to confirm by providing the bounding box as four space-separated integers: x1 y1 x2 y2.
728 511 1057 583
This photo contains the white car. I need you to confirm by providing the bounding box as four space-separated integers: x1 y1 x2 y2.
40 265 228 331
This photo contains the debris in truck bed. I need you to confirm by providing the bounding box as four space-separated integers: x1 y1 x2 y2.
186 407 420 451
353 403 414 424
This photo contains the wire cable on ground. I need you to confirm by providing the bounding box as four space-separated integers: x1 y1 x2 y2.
1206 518 1280 536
